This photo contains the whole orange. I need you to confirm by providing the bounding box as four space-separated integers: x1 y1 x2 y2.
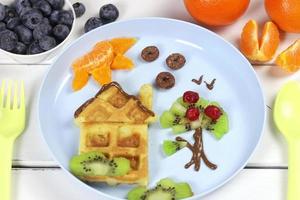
184 0 250 26
265 0 300 33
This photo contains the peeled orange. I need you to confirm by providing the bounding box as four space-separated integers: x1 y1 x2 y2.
184 0 250 26
111 54 134 70
109 37 137 55
71 38 137 91
265 0 300 33
240 20 280 62
276 39 300 72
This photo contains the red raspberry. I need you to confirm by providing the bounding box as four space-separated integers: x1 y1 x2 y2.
183 91 199 103
186 107 200 121
204 105 222 121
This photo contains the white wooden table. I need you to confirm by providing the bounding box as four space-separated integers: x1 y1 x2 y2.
3 0 299 199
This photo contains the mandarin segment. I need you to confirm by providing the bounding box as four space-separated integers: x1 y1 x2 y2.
109 37 137 55
240 20 280 62
111 54 134 70
72 69 89 91
91 64 112 85
276 39 300 72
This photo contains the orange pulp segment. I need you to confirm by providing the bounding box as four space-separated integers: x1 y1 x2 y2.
276 39 300 73
240 20 280 62
111 54 134 70
91 64 112 85
72 41 114 73
72 69 89 91
109 37 137 55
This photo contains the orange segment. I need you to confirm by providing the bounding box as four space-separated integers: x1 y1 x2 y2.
72 41 114 72
240 20 280 62
109 37 137 55
111 54 134 70
276 39 300 72
72 69 89 91
91 64 112 85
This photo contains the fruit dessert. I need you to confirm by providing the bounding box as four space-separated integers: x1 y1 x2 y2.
0 0 73 54
160 91 229 139
127 178 193 200
71 37 137 91
70 82 155 186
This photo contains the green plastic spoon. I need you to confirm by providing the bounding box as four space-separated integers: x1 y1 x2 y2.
274 81 300 200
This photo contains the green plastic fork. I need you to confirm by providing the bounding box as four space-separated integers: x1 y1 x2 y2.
0 80 25 200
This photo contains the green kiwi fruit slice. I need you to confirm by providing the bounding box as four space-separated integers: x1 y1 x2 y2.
211 110 229 139
160 111 176 128
174 182 193 199
127 186 147 200
170 102 187 117
70 152 132 177
162 140 187 156
70 151 111 177
109 157 131 176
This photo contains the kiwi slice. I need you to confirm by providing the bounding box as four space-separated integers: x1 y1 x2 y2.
170 102 187 117
70 152 111 177
127 178 194 200
160 111 176 128
127 186 147 200
142 185 176 200
190 117 202 129
109 157 131 176
163 140 187 156
176 97 189 108
172 124 190 134
211 110 229 139
195 98 209 109
174 182 193 199
157 178 176 189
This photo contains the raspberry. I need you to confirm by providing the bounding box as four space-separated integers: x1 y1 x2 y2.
186 107 200 121
183 91 199 103
204 105 222 121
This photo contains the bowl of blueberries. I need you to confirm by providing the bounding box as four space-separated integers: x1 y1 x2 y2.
0 0 75 63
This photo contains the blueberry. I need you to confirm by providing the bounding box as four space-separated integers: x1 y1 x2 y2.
33 22 52 40
33 0 52 16
0 3 6 21
43 17 50 24
29 0 40 4
46 0 64 10
99 4 118 24
15 25 33 44
72 2 85 18
6 17 20 30
58 10 73 26
0 22 6 32
84 17 103 33
0 30 18 51
27 40 43 54
15 0 31 15
4 6 17 23
49 10 59 24
13 42 27 54
53 24 69 40
21 9 43 29
38 35 56 50
19 7 32 17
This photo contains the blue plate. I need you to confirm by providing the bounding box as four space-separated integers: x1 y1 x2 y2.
38 18 265 199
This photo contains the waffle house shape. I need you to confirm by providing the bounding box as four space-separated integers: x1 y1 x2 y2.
74 82 155 186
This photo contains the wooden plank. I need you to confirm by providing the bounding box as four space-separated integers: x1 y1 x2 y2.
10 168 287 200
0 0 297 64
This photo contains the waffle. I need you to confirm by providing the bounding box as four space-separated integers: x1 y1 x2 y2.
74 82 155 186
